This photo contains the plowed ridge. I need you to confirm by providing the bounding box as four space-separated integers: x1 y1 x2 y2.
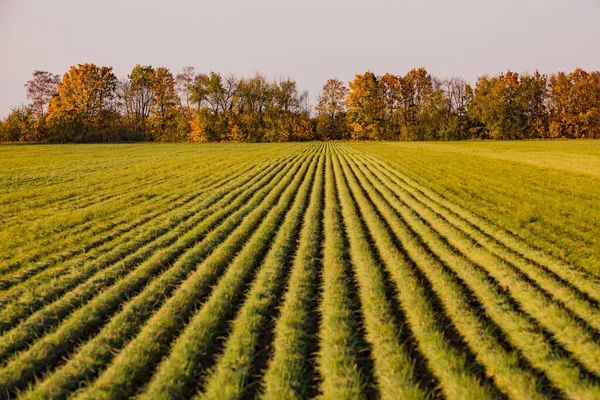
0 143 598 400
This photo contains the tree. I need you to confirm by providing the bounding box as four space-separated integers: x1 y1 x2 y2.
149 67 180 141
519 71 548 138
315 78 348 140
234 73 275 142
25 70 60 122
175 66 196 120
22 71 61 141
120 64 155 140
346 72 384 140
267 78 311 142
8 63 600 143
437 77 474 140
548 69 600 138
47 63 119 142
396 67 442 140
379 73 402 138
1 106 34 142
470 71 550 140
187 72 233 141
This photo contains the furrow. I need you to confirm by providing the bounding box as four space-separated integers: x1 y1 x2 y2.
0 158 286 336
351 150 600 399
15 151 306 400
0 154 261 278
0 160 262 292
0 145 289 270
0 151 308 397
361 152 600 303
256 147 325 400
361 154 600 333
70 150 315 400
198 154 324 400
143 150 319 400
0 157 292 364
337 152 503 399
342 150 551 400
315 151 368 399
324 148 429 400
354 155 600 378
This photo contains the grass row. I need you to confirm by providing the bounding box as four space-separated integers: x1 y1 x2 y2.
348 148 600 399
0 145 298 270
339 150 550 399
361 153 600 305
142 150 320 399
315 153 367 399
15 151 307 400
0 160 268 300
0 150 308 396
353 154 600 379
0 155 294 365
70 150 318 399
329 147 429 400
335 151 502 399
198 154 326 400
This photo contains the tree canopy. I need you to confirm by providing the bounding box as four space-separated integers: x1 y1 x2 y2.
2 64 600 143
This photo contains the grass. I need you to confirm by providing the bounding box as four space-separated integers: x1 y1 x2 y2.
0 140 599 399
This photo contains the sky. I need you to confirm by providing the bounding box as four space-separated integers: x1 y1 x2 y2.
1 0 599 116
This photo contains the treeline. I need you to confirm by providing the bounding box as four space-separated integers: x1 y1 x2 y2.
1 64 600 143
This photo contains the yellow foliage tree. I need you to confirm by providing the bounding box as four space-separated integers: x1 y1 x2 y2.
47 63 119 142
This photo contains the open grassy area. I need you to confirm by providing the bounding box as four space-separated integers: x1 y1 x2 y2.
352 140 600 275
0 141 599 399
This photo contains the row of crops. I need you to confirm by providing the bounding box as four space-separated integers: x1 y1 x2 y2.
1 142 599 399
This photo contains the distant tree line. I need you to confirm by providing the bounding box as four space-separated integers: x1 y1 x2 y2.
1 64 600 143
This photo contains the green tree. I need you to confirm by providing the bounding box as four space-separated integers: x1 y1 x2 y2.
470 71 550 139
175 66 196 121
379 73 403 138
187 72 237 142
1 106 35 142
520 71 548 138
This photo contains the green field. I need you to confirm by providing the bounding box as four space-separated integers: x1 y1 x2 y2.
0 141 599 399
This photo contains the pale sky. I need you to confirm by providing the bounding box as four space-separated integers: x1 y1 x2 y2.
1 0 599 116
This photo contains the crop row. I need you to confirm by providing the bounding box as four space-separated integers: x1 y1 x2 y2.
0 142 597 399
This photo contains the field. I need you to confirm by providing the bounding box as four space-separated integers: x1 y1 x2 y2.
0 141 599 399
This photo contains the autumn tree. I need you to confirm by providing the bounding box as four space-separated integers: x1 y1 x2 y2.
520 71 548 138
187 71 230 142
47 63 119 142
548 69 600 138
0 106 34 142
8 62 600 143
470 71 550 139
267 78 311 141
379 73 402 138
346 72 384 140
315 78 349 140
149 67 180 141
234 73 274 142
